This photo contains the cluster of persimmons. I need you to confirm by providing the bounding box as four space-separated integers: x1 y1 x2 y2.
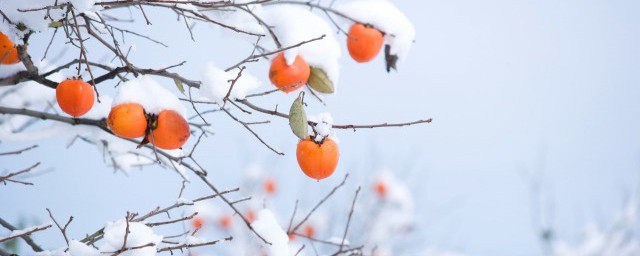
1 22 384 180
270 23 384 180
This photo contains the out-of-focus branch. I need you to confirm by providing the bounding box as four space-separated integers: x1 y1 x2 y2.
0 218 45 252
0 145 37 156
290 174 349 234
0 162 39 186
337 186 361 253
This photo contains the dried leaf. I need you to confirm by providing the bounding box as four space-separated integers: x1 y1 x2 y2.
289 91 308 140
48 21 63 28
307 67 334 94
173 78 185 95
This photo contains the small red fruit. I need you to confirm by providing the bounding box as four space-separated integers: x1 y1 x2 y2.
56 79 95 117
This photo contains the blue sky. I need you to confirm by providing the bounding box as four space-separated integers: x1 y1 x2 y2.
2 0 640 255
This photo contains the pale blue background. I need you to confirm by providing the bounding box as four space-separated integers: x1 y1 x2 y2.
2 0 640 255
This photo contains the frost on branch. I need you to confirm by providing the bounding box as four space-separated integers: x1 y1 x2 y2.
200 62 261 104
99 218 163 256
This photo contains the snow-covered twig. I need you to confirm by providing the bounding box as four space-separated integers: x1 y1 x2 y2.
0 218 45 252
0 223 52 243
81 188 240 245
156 236 233 253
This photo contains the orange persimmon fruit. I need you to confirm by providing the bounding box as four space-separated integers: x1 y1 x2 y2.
245 209 256 223
268 53 309 93
219 214 232 229
296 137 339 180
264 178 277 195
192 216 205 229
107 103 147 139
303 225 315 238
147 110 190 150
374 180 387 198
56 79 95 117
347 23 384 63
0 32 20 65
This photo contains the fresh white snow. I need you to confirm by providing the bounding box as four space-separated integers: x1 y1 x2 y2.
112 75 187 117
199 62 261 104
99 218 163 256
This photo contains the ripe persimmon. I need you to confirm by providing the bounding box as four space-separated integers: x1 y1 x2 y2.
296 137 339 180
303 225 315 238
192 216 205 229
347 23 384 63
147 110 190 150
245 210 256 223
374 180 387 198
56 79 95 117
0 32 20 65
269 53 309 93
107 103 147 139
264 178 277 195
219 214 232 229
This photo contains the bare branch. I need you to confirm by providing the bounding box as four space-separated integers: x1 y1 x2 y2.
0 145 37 156
338 186 361 253
291 174 349 234
46 208 73 246
0 162 39 186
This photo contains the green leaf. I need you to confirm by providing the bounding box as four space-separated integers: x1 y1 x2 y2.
307 67 334 94
173 78 185 95
289 91 308 140
48 21 63 28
